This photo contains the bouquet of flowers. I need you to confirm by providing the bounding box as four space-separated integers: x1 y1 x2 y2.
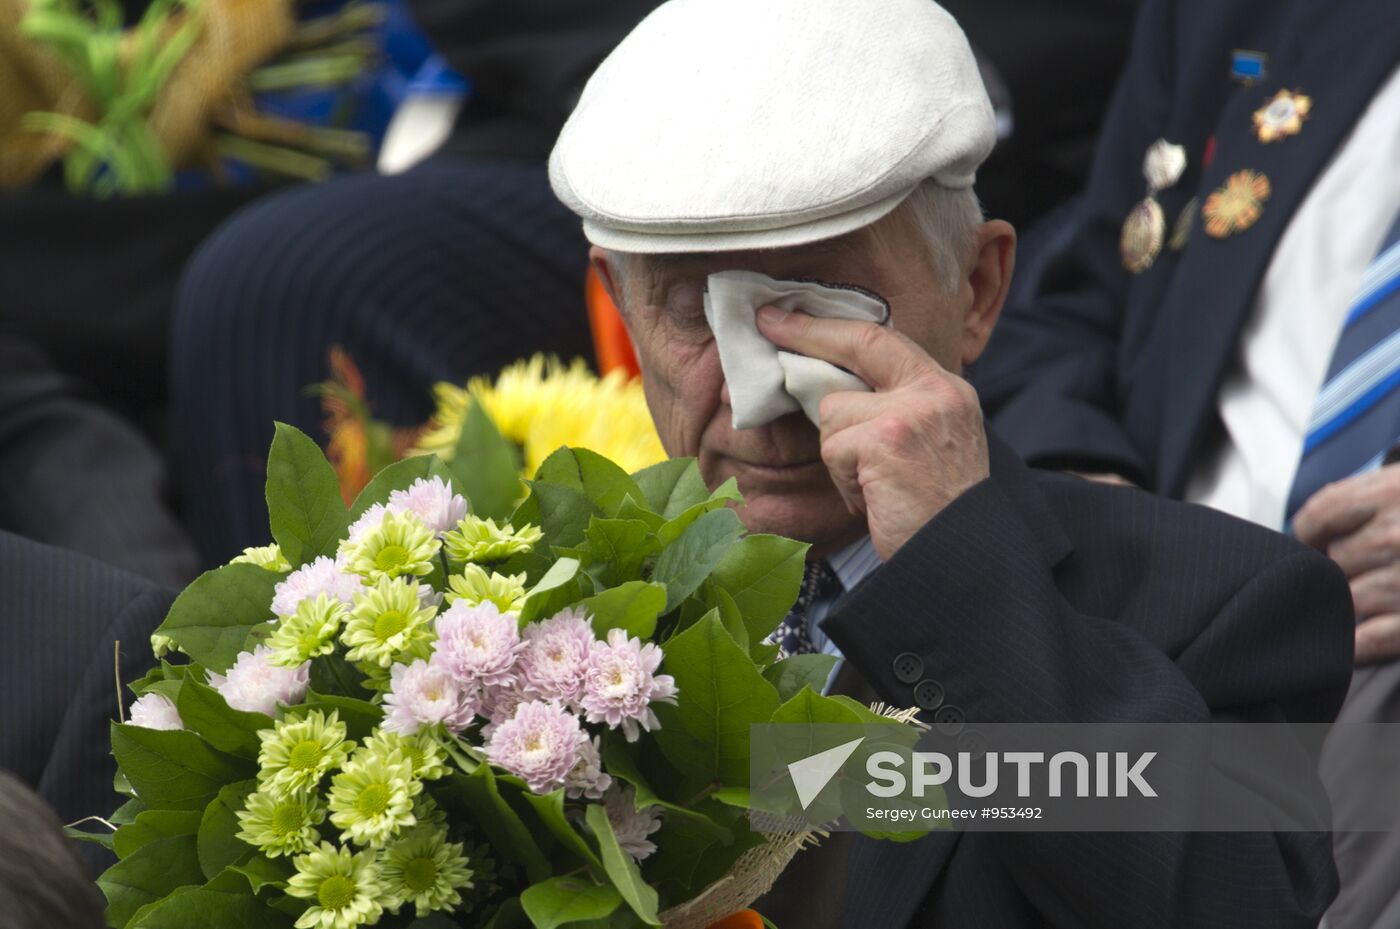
89 416 907 929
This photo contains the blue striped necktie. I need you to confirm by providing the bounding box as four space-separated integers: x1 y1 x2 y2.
1286 211 1400 522
769 559 840 658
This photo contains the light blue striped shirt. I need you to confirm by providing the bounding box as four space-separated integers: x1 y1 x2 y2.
805 535 884 691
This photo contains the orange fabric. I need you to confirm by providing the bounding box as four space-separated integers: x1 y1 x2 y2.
586 266 641 379
706 911 765 929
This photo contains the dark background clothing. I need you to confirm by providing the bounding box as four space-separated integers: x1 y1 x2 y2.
758 438 1353 928
0 531 172 874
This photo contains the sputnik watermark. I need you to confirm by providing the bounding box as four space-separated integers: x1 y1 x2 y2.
865 750 1157 799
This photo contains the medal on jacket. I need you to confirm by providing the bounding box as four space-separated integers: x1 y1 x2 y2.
1121 139 1186 273
1253 89 1311 143
1202 169 1272 238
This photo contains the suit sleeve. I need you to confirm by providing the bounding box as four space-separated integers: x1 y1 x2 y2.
974 0 1176 483
825 478 1354 927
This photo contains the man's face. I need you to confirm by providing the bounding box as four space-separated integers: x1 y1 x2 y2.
599 214 975 554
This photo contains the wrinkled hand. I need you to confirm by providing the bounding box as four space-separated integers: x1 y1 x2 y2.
1294 465 1400 664
756 306 989 560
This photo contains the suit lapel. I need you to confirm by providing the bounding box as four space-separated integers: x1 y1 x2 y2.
1157 3 1400 496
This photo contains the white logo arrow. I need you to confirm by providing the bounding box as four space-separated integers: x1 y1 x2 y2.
787 737 866 810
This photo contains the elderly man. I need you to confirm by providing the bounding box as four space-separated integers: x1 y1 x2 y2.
548 0 1354 925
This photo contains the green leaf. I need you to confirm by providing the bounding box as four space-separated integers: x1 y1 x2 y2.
655 477 741 547
265 422 350 566
111 798 148 825
582 517 658 584
451 402 523 520
632 459 712 519
299 690 382 741
711 588 748 652
65 825 116 849
197 781 257 880
651 508 745 612
348 454 447 521
307 648 370 700
521 790 603 870
584 804 660 926
769 686 865 726
651 613 780 785
448 765 551 883
535 448 644 518
520 557 583 622
97 834 203 928
177 675 271 758
112 724 253 812
126 886 295 929
578 582 667 639
708 535 810 645
156 564 279 672
528 482 601 550
521 876 622 929
599 737 733 844
762 654 839 703
228 856 294 894
112 810 200 859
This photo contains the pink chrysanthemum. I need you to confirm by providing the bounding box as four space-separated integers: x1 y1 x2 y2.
485 700 584 794
389 476 468 536
518 609 596 706
208 645 309 716
478 684 527 738
431 600 523 689
128 692 182 730
565 735 612 801
603 784 662 861
271 555 363 617
580 629 678 741
383 659 480 736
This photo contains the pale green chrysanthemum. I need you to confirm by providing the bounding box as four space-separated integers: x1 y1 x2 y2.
362 729 451 781
236 786 327 857
342 577 438 669
258 710 354 796
328 751 422 846
413 793 447 827
230 543 293 572
443 517 543 565
346 510 440 581
444 564 527 614
379 824 475 918
286 842 384 929
149 632 182 659
266 594 347 667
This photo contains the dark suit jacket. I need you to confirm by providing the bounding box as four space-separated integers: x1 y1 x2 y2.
975 0 1400 495
759 437 1353 927
0 530 173 868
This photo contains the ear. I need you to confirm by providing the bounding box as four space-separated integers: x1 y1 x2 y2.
960 219 1016 368
589 246 626 315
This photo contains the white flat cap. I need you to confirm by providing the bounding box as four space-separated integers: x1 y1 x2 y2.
549 0 994 254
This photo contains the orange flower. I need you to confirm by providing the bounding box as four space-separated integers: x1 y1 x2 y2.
706 911 765 929
1202 170 1272 238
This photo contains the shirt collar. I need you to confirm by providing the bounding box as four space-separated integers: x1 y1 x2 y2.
827 535 883 592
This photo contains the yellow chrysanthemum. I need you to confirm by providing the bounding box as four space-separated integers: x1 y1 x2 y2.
442 516 543 565
344 510 440 582
342 577 438 669
229 543 293 573
286 842 384 929
236 786 327 857
412 355 665 478
380 824 474 918
266 594 347 667
445 564 527 614
327 751 422 847
257 710 354 796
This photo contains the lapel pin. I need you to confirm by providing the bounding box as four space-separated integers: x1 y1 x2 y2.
1230 49 1268 84
1202 169 1272 238
1121 139 1187 273
1253 89 1311 143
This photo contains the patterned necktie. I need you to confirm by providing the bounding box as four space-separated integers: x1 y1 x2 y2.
769 559 841 658
1286 210 1400 522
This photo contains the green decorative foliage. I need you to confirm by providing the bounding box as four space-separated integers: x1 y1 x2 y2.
521 876 623 929
176 675 270 758
762 654 840 703
265 422 350 567
708 535 809 645
111 724 253 812
651 508 746 612
578 582 667 639
521 790 603 871
97 834 205 928
451 402 525 521
155 564 279 672
348 454 453 522
197 781 257 880
631 459 712 519
519 557 584 622
585 805 661 926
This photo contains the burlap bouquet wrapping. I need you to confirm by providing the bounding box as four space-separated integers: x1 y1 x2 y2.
0 0 292 187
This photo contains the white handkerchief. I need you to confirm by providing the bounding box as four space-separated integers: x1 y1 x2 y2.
702 270 891 429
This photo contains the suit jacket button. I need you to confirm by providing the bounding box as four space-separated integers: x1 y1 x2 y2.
934 704 965 736
958 729 987 759
913 678 944 710
893 652 924 683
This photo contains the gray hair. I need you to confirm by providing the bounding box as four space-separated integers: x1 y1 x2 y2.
606 178 982 305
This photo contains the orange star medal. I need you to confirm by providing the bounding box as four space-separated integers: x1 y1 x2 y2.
1121 139 1187 272
1253 89 1311 143
1202 170 1272 238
